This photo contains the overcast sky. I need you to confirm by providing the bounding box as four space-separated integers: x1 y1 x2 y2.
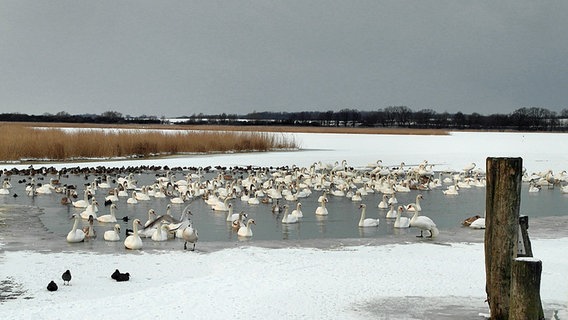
1 1 567 117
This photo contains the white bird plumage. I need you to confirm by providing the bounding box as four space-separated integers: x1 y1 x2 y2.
66 214 85 243
358 204 379 227
281 205 298 224
104 224 121 241
394 206 410 228
291 202 303 218
97 203 118 223
315 197 329 216
124 219 143 250
409 206 439 238
238 219 256 237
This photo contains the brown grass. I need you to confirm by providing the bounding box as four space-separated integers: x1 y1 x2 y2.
20 122 450 135
0 123 297 162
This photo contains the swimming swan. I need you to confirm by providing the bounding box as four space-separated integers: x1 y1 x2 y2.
80 199 99 220
124 219 143 250
281 205 299 224
315 197 329 216
104 224 121 241
405 194 423 212
97 203 118 223
66 214 86 243
385 203 397 219
291 202 303 218
238 219 256 237
358 204 379 227
394 206 410 228
151 223 170 242
378 194 389 209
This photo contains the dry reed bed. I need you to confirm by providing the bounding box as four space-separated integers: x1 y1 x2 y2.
20 122 450 135
0 123 296 162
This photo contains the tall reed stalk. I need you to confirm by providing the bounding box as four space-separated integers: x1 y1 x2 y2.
0 123 297 162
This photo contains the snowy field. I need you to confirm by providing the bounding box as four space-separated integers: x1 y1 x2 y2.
0 131 567 319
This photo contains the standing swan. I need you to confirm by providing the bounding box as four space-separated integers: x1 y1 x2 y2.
408 205 439 238
124 219 143 250
358 204 379 227
66 214 85 243
182 222 199 251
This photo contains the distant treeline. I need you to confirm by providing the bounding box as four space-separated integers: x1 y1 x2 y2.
179 106 568 131
2 106 568 131
0 111 162 125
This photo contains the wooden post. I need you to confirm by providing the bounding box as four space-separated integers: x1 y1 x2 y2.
509 258 545 320
485 157 523 320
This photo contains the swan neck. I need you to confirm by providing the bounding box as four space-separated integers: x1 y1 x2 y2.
359 207 366 223
72 217 79 230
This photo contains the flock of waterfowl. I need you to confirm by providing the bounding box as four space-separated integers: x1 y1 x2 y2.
1 159 567 250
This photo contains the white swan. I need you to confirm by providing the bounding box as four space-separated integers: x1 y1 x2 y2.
388 193 398 205
350 191 362 202
144 209 158 227
80 199 98 220
127 191 138 204
98 175 113 189
97 203 118 223
237 219 256 237
528 182 541 193
225 203 238 222
124 219 143 250
135 186 152 201
385 203 397 219
213 197 230 212
315 197 329 216
443 185 460 195
405 194 423 212
105 188 119 203
170 206 193 238
378 194 389 209
291 202 303 218
104 224 121 241
247 191 260 205
0 180 11 195
357 204 379 227
469 215 486 229
72 190 91 208
151 223 170 242
409 207 439 238
281 205 299 224
66 214 85 243
394 206 410 228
